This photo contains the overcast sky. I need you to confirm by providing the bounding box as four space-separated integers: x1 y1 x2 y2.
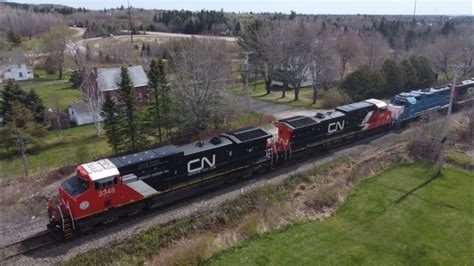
7 0 474 15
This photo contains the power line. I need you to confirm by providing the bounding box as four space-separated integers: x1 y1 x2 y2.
128 0 134 44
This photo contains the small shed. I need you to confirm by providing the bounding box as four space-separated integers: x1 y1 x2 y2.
68 102 103 126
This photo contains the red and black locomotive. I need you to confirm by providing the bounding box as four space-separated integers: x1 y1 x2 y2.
48 79 474 238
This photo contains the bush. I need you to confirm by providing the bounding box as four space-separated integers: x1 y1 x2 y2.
312 184 340 209
238 214 261 239
165 235 215 266
407 114 444 163
320 89 352 109
43 56 58 75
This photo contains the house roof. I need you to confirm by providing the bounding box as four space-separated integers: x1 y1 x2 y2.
97 65 148 92
69 101 93 115
0 51 27 66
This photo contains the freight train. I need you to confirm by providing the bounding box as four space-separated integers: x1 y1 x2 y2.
47 79 474 238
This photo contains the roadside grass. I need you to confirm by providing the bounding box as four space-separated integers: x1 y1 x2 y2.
207 164 474 265
249 80 345 109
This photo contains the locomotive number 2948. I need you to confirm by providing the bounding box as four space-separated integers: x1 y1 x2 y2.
98 187 116 197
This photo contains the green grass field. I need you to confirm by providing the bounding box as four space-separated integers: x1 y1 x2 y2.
0 124 111 177
207 164 474 265
248 80 352 110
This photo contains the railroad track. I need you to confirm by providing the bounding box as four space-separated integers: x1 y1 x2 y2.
0 230 58 260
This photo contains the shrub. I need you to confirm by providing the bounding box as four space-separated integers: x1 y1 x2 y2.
407 114 444 163
238 214 261 239
164 235 215 266
320 89 352 109
309 180 346 210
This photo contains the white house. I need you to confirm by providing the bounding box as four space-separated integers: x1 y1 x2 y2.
68 101 104 126
0 64 34 83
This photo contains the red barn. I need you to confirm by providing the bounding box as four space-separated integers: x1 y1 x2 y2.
80 65 149 106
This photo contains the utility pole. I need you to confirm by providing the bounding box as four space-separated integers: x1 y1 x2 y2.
128 0 134 43
436 65 463 172
412 0 417 26
242 51 254 112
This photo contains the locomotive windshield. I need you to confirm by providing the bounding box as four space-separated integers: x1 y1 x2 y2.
61 175 90 197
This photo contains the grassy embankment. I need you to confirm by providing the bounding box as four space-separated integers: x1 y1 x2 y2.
62 161 472 265
0 70 267 178
207 164 473 265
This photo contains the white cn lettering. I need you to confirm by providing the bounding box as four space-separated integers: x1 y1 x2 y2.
328 121 345 134
187 154 216 174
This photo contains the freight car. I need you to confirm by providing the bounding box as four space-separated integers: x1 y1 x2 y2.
47 78 474 239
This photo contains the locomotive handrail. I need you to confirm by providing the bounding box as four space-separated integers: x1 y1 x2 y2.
57 206 65 231
65 201 75 231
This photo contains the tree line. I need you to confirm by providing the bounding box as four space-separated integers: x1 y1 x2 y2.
237 16 472 104
341 56 436 101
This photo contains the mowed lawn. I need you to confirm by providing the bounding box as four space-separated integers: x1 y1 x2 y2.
248 80 324 109
207 164 474 265
0 124 111 177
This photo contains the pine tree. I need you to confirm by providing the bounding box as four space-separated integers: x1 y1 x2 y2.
381 59 405 96
147 58 171 143
1 80 44 123
117 65 138 150
147 59 163 143
0 102 45 176
102 95 123 155
400 59 419 90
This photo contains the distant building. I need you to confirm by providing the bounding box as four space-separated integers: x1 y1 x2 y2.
0 64 34 83
68 101 104 126
0 51 33 83
80 65 149 105
271 61 314 90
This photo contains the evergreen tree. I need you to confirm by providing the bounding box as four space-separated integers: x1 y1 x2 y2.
25 90 45 123
1 80 45 123
409 56 435 88
0 102 45 176
147 59 162 143
341 65 385 101
400 59 419 90
147 58 171 143
101 95 123 155
381 59 405 96
117 65 138 150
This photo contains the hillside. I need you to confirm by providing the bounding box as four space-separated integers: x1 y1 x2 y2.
207 164 474 265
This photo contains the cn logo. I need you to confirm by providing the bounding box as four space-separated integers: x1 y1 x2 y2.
328 121 345 134
187 154 216 175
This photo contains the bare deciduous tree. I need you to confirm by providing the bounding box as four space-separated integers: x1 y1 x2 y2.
41 26 76 79
169 38 232 134
81 72 104 136
361 31 390 70
335 30 362 79
426 35 462 80
308 26 338 104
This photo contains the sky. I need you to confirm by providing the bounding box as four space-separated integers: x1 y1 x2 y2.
6 0 474 15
